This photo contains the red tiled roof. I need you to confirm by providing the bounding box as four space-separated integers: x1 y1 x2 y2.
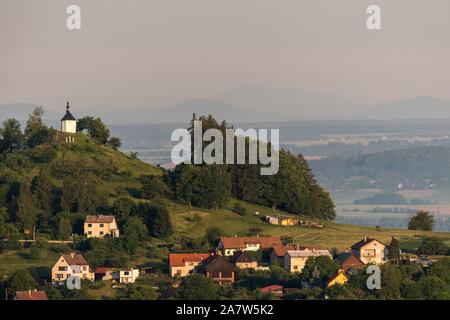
15 290 48 300
219 236 282 249
169 253 210 268
272 245 296 257
62 253 89 266
95 267 113 274
260 285 284 293
85 215 115 224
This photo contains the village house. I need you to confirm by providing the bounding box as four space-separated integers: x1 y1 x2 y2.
168 253 211 277
351 238 388 264
229 251 258 269
15 290 48 301
326 269 349 288
84 215 120 238
199 255 235 286
265 215 299 226
284 248 332 273
119 268 140 284
94 267 115 281
218 236 282 256
336 253 365 273
270 245 296 267
51 253 94 285
259 285 284 297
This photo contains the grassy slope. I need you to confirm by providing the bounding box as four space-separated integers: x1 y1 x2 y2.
169 200 450 251
2 133 450 275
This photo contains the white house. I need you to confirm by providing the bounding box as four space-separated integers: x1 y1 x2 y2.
284 249 332 273
61 101 77 142
119 268 140 284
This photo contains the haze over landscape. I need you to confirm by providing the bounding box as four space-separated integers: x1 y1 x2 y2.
2 0 450 123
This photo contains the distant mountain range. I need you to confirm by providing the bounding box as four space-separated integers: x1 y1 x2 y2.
360 96 450 120
3 89 450 124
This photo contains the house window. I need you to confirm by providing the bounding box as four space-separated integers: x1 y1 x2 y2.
88 224 92 228
100 224 104 228
82 266 87 271
88 231 92 235
293 265 298 270
124 271 130 276
58 266 67 271
100 231 104 236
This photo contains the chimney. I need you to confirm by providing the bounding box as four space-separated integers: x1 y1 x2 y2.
28 290 31 296
70 252 76 258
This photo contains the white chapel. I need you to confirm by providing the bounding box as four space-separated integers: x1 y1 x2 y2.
61 101 77 142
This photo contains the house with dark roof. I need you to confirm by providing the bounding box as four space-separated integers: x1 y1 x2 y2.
229 251 258 269
84 215 119 238
336 253 365 273
51 253 94 285
218 236 282 256
168 253 211 277
198 255 235 286
259 285 284 297
351 238 388 264
15 290 48 300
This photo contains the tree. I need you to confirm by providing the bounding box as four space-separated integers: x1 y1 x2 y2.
77 116 110 144
0 118 23 153
57 213 73 240
204 226 223 247
107 136 122 150
14 181 38 233
176 274 219 300
118 284 158 300
388 237 401 265
24 107 54 148
427 257 450 285
60 172 104 214
140 175 170 199
8 269 36 293
377 264 401 299
408 211 434 231
122 216 148 255
300 256 339 287
112 197 136 226
0 207 7 239
418 276 449 300
418 238 448 256
137 200 173 238
31 168 55 213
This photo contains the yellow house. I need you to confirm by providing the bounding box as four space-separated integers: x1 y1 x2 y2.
84 215 119 238
51 253 94 285
351 238 388 265
230 251 258 269
169 253 211 277
327 270 349 288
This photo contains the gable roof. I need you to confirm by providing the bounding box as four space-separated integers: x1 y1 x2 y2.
229 251 257 264
259 285 284 293
200 255 235 277
219 236 282 249
169 253 210 268
286 249 331 258
94 267 114 274
351 238 385 249
337 253 365 268
15 290 48 300
85 215 115 224
272 245 296 257
62 253 89 266
326 271 349 287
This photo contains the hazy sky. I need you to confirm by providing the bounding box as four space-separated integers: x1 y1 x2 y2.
1 0 450 112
